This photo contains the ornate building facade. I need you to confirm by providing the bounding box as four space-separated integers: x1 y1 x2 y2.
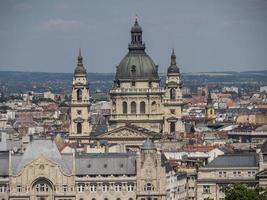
0 139 167 200
108 18 185 137
69 49 92 138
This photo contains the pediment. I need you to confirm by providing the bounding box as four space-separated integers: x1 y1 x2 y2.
98 126 155 139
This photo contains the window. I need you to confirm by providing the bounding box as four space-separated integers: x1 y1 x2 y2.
77 122 82 134
0 185 7 193
233 171 237 177
123 102 127 114
140 101 146 113
151 101 157 113
170 122 176 133
77 89 82 101
102 183 109 192
132 81 136 86
63 185 68 192
131 65 136 74
144 183 154 191
90 183 97 192
148 81 152 87
131 102 136 114
16 185 22 192
170 88 176 100
115 183 122 191
203 185 210 194
127 183 134 191
77 110 82 115
77 184 85 192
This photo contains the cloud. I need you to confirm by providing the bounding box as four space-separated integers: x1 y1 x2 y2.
38 19 82 32
14 3 33 11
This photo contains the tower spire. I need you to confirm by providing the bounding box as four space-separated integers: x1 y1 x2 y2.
171 48 176 65
78 48 83 66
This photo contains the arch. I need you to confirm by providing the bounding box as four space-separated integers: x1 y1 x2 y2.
77 89 82 101
123 101 127 114
131 101 136 114
31 177 54 198
144 182 154 191
140 101 146 113
170 88 176 100
77 122 82 134
151 101 157 113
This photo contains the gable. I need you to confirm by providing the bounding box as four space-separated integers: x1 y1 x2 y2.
98 126 153 139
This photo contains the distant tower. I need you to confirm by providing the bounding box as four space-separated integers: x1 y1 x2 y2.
205 91 215 122
163 49 185 137
69 49 92 137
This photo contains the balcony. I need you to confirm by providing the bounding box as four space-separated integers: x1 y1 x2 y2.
110 88 165 95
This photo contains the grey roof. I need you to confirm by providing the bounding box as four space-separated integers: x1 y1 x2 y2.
0 151 9 176
0 139 21 152
75 153 136 175
203 153 258 168
13 140 72 175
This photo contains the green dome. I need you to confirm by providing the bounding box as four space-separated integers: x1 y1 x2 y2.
116 52 159 81
115 18 159 81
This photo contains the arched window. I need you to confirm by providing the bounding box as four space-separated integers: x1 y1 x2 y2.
140 101 146 113
123 102 127 114
170 88 176 100
77 89 82 101
131 102 136 114
144 183 154 191
170 122 175 134
151 101 157 113
77 122 82 134
32 179 53 195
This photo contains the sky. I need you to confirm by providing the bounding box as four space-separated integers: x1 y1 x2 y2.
0 0 266 73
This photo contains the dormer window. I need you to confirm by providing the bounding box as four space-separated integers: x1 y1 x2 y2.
131 65 136 74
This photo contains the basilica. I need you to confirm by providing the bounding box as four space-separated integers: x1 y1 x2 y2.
69 18 185 146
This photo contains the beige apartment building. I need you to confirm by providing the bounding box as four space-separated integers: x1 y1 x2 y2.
197 153 259 200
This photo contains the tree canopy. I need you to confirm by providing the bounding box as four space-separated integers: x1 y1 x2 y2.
225 184 267 200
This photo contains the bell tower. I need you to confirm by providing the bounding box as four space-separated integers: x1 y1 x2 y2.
206 91 215 122
70 49 92 137
163 49 185 137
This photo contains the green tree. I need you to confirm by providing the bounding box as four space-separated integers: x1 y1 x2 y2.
225 184 267 200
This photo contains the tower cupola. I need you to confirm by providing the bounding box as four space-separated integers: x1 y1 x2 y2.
167 49 180 74
74 48 86 76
